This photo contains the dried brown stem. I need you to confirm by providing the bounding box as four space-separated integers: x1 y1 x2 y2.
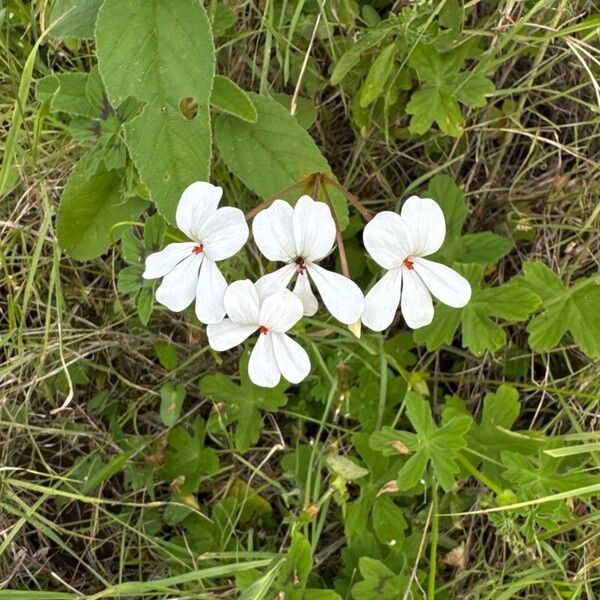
245 179 307 220
326 178 374 222
321 179 350 279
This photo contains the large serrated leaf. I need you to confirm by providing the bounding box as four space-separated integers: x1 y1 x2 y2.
49 0 102 39
96 0 215 223
56 155 147 260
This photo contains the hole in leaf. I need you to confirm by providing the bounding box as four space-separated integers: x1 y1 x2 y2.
179 97 198 120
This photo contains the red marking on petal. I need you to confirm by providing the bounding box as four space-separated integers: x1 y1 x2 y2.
403 258 415 270
259 326 269 335
192 244 204 255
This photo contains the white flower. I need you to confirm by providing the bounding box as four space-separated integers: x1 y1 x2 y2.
361 195 471 330
207 280 310 388
252 195 364 325
142 182 249 324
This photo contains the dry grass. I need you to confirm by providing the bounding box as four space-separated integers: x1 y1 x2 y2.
1 1 599 598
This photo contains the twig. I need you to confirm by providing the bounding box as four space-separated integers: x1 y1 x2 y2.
245 178 307 220
402 500 434 600
321 178 350 278
290 2 324 116
326 178 374 222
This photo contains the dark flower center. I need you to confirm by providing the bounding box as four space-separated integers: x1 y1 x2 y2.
259 326 269 335
192 244 204 255
403 258 415 270
294 256 307 274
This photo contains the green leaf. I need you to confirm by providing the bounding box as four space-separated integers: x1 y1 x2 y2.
158 417 219 494
427 175 512 264
272 93 317 130
120 229 143 265
515 262 600 357
407 43 494 137
468 385 543 467
475 282 541 321
453 72 495 108
414 265 541 355
136 286 154 325
279 532 312 593
144 213 166 252
96 0 215 223
49 0 102 39
359 42 396 107
463 282 541 355
453 231 514 263
215 94 349 229
502 449 597 499
351 557 408 600
160 382 185 427
413 303 462 350
372 495 406 549
406 86 463 137
210 3 237 37
211 75 257 122
154 341 178 371
56 155 146 260
325 455 369 481
516 261 564 300
305 591 343 600
370 392 472 492
426 174 467 237
117 265 143 293
36 73 95 117
200 353 288 452
330 50 360 85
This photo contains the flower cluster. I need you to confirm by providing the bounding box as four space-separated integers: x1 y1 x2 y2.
143 182 471 387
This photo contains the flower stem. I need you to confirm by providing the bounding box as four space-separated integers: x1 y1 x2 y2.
428 481 439 600
320 177 350 278
245 178 307 220
325 177 374 222
457 452 504 496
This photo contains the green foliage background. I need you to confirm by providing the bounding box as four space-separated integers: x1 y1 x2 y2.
1 1 599 598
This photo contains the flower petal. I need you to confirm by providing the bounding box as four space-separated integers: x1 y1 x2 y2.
306 263 364 324
195 257 227 324
224 280 261 325
413 257 471 308
292 195 335 261
361 268 403 331
400 195 446 256
401 266 434 328
143 242 196 279
271 332 310 384
252 199 296 262
248 332 280 388
254 263 296 301
155 253 202 312
293 270 318 316
259 288 304 332
176 181 222 240
198 206 249 261
206 318 257 351
363 211 410 269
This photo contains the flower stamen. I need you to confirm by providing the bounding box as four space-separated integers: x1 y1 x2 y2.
294 256 307 274
192 244 204 255
259 326 269 335
403 258 415 270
